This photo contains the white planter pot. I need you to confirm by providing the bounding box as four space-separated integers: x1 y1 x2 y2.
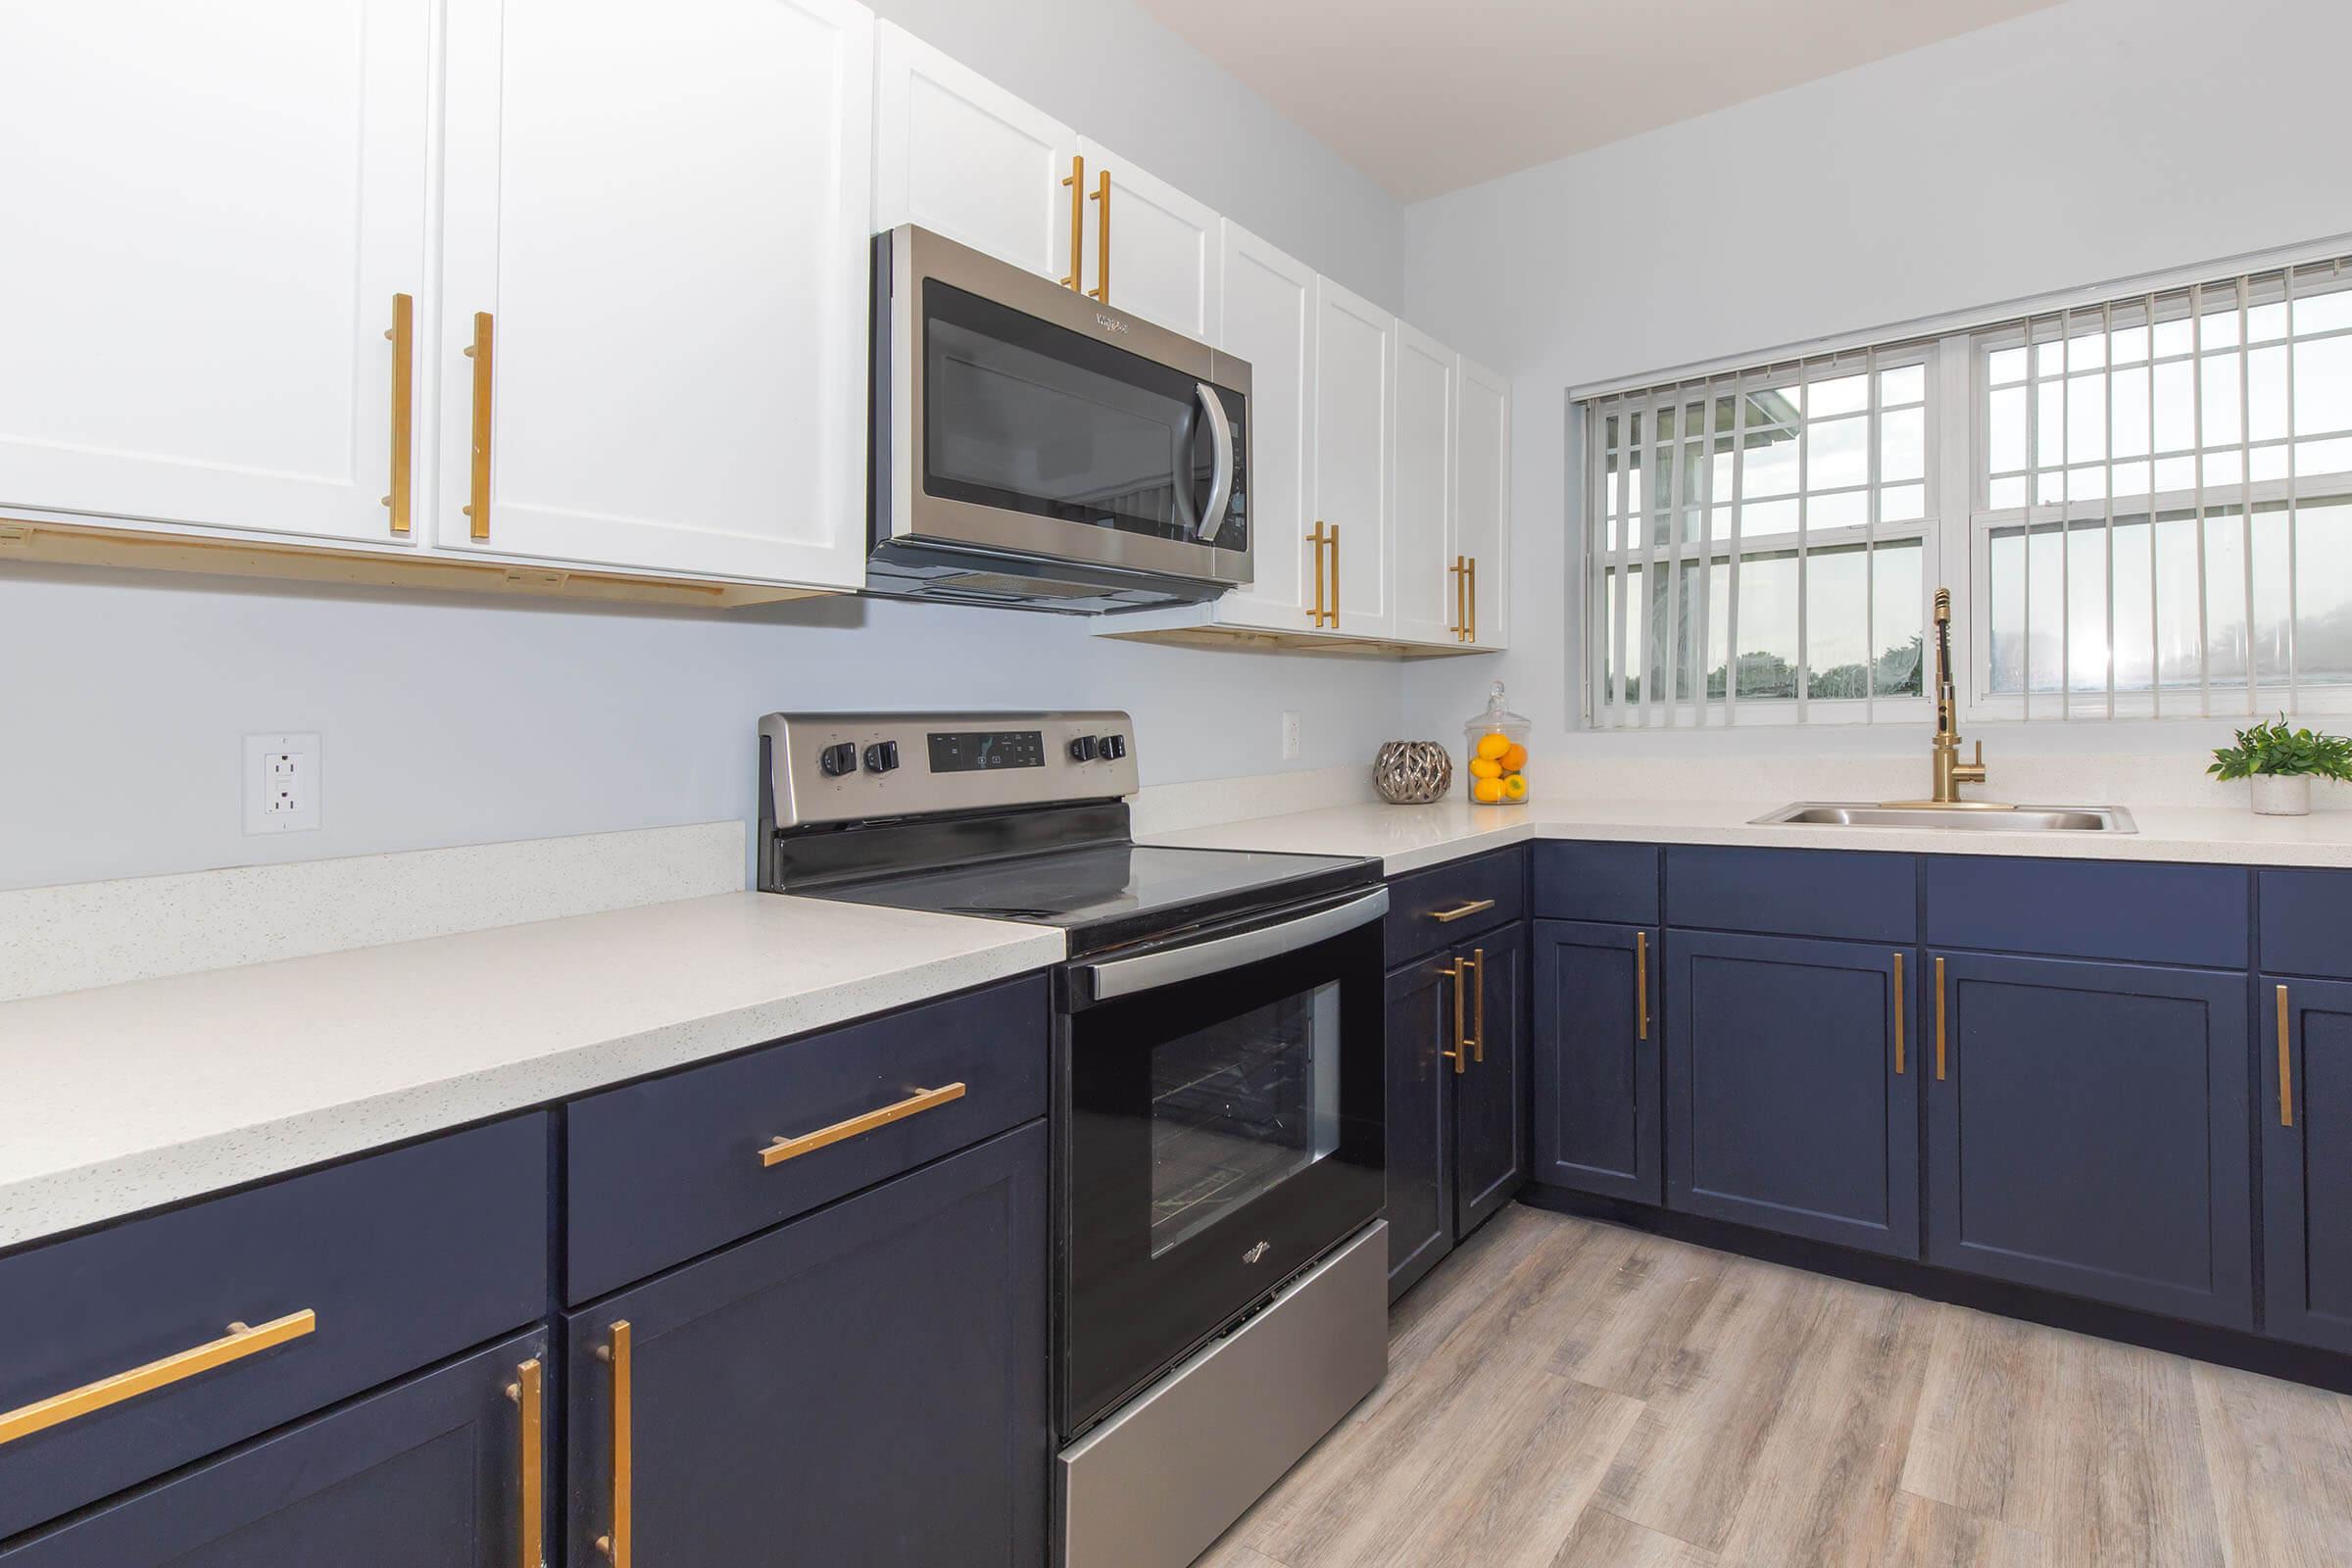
2250 774 2313 816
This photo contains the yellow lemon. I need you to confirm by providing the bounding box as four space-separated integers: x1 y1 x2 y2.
1468 757 1501 780
1500 773 1528 802
1471 777 1504 805
1500 743 1529 772
1475 732 1510 761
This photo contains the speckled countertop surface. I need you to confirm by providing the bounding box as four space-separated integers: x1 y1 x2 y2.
0 894 1059 1250
1144 796 2352 875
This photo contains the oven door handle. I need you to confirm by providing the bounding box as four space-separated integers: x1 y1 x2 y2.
1077 888 1387 1004
1194 383 1236 544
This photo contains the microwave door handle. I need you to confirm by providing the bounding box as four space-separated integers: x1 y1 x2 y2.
1194 383 1235 543
1077 888 1388 1004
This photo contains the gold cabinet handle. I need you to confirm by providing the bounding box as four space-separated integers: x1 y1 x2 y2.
1307 522 1330 627
0 1309 315 1448
1329 522 1342 624
1467 557 1478 643
1934 956 1948 1081
462 311 495 540
1442 958 1468 1074
1892 952 1907 1075
1448 555 1464 640
1468 947 1487 1062
594 1322 631 1566
1636 931 1649 1042
2278 984 2294 1128
1088 170 1110 302
1431 898 1496 925
507 1357 544 1568
1059 155 1085 290
760 1083 967 1167
382 292 415 535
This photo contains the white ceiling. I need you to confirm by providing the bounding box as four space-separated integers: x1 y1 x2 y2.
1139 0 2067 203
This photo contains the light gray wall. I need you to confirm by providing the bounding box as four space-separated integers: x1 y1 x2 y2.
1397 0 2352 760
0 0 1405 892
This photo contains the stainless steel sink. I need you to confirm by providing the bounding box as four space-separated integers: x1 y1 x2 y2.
1752 802 2138 833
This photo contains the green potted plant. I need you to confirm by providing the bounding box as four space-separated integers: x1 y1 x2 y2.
2208 715 2352 817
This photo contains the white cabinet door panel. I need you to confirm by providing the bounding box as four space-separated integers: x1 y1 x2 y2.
0 0 428 545
1455 356 1511 649
1390 321 1456 646
1312 277 1393 640
439 0 871 586
874 24 1075 281
1077 140 1218 339
1212 222 1315 631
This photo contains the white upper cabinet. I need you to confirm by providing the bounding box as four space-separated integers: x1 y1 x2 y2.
1076 140 1221 339
873 24 1077 281
1212 222 1317 632
1311 277 1394 641
0 0 430 547
1455 356 1511 649
1390 322 1458 646
438 0 873 586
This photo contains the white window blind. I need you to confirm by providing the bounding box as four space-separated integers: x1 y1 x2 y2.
1583 349 1938 728
1972 257 2352 719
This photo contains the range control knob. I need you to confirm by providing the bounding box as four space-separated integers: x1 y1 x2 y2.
818 742 858 778
862 741 900 774
1100 734 1127 760
1068 735 1100 762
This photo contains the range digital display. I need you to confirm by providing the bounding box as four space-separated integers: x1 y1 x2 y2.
926 729 1046 772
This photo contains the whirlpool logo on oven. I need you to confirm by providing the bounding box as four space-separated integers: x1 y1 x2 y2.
1243 1241 1271 1264
1095 313 1129 335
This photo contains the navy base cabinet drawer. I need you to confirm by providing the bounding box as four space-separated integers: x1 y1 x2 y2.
1533 842 1659 927
1927 952 2252 1329
1384 849 1525 969
565 975 1048 1302
1668 846 1916 944
1927 857 2248 967
0 1116 549 1543
0 1328 549 1568
2262 870 2352 980
564 1124 1047 1568
1665 931 1918 1257
2264 976 2352 1352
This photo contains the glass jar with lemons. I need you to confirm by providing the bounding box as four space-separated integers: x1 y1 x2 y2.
1462 681 1531 806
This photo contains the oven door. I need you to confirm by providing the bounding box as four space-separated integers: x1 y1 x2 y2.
882 224 1250 587
1056 887 1387 1437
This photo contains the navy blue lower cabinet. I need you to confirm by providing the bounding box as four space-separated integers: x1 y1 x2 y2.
1385 956 1456 1300
1453 924 1529 1237
2263 976 2352 1351
0 1329 548 1568
1664 931 1919 1257
1926 952 2252 1329
564 1123 1048 1567
1532 919 1660 1204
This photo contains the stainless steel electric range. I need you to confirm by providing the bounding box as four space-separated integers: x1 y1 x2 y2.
759 710 1389 1568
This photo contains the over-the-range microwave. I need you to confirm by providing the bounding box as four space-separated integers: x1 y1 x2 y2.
866 223 1252 614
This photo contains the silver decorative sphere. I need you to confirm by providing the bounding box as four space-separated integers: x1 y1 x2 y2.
1374 741 1453 805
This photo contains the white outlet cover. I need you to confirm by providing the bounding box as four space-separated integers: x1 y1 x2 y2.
1280 710 1302 761
244 732 321 835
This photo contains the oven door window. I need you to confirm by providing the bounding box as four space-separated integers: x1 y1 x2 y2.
1060 916 1383 1437
922 280 1242 550
1151 982 1342 1257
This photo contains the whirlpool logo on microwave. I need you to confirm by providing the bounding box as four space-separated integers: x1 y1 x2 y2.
1243 1241 1271 1264
1095 313 1129 335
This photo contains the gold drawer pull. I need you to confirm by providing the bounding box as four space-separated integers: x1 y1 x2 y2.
1935 956 1948 1081
0 1308 316 1448
1442 958 1468 1075
2278 984 2294 1128
507 1357 544 1568
1430 898 1496 925
594 1322 631 1566
760 1083 967 1167
1637 930 1649 1042
1892 952 1906 1075
1468 947 1487 1062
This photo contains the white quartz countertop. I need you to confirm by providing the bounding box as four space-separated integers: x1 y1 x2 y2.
1143 796 2352 875
0 894 1060 1250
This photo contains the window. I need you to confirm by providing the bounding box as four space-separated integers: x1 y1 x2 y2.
1584 350 1936 726
1973 262 2352 717
1580 246 2352 727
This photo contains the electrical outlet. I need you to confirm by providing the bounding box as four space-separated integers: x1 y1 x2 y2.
1280 710 1302 761
244 733 321 835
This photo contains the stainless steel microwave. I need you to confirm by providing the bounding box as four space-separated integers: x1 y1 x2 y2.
867 224 1251 613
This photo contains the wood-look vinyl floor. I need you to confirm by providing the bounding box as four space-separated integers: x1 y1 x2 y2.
1195 1205 2352 1568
